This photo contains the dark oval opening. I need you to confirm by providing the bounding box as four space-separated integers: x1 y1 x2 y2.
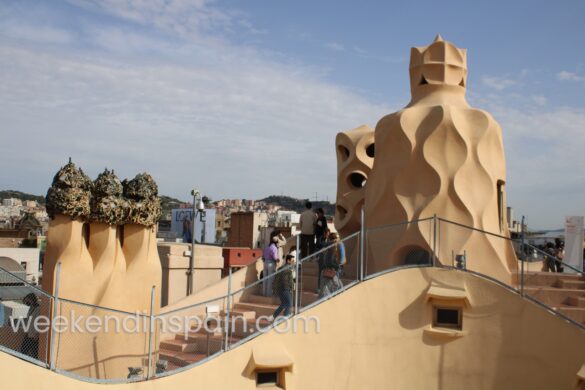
348 172 367 189
366 143 375 158
404 247 431 265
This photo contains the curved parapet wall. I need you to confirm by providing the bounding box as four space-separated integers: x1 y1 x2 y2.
334 125 374 237
5 268 585 389
42 163 162 380
363 36 517 283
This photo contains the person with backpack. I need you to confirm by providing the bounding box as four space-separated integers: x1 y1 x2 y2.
271 254 295 320
319 233 346 298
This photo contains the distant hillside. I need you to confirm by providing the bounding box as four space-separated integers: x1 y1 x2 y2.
0 190 45 205
260 195 335 216
0 190 185 217
160 195 188 218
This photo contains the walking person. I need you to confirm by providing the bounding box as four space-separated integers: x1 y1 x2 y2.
319 233 346 298
271 254 295 320
544 242 556 272
315 208 329 248
316 230 330 291
299 201 317 259
554 238 565 273
20 293 40 359
262 232 281 297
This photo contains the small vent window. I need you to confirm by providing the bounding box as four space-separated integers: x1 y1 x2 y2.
433 306 462 330
256 371 279 387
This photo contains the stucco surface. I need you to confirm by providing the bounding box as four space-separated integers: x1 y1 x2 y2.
42 215 162 378
6 267 585 389
340 36 520 283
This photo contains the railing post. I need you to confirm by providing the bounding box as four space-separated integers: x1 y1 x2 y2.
225 267 232 351
294 234 300 314
360 206 365 280
437 218 442 267
49 261 61 371
521 216 526 296
146 286 155 380
432 214 437 267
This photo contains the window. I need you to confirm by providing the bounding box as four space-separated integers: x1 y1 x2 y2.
497 180 505 232
433 306 462 330
256 371 279 387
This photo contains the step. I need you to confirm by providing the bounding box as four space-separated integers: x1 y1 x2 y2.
221 309 256 321
174 332 224 354
297 291 319 307
517 272 584 287
229 318 272 339
559 280 585 290
241 291 319 306
160 338 198 353
566 296 585 308
234 302 278 318
184 317 223 336
159 350 207 368
524 286 585 306
555 306 585 323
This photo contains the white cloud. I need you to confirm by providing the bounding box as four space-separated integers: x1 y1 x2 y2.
66 0 248 41
474 96 585 228
0 22 72 45
557 70 585 83
481 75 518 91
531 95 547 106
326 42 345 52
0 33 387 202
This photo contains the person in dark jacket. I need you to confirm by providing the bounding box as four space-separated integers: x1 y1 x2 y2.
271 254 295 319
315 208 329 247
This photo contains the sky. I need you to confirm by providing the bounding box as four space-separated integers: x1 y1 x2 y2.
0 0 584 229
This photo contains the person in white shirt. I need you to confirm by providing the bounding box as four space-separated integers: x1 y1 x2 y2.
299 201 317 259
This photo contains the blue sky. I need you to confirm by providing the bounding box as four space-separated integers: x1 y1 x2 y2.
0 0 584 229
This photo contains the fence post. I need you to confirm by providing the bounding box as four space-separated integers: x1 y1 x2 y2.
49 261 61 371
225 267 232 351
146 286 155 380
432 214 437 267
295 234 300 314
521 216 525 296
360 206 365 280
437 219 441 266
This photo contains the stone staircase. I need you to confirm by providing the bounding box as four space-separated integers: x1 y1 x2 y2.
158 259 353 371
521 272 585 324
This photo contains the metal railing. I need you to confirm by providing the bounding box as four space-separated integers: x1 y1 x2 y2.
0 214 583 382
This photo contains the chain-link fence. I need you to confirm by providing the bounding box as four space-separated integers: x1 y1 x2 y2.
296 232 360 312
155 295 227 378
436 218 519 288
0 266 52 367
225 260 294 350
3 215 584 383
364 218 434 278
512 239 585 327
52 298 151 382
